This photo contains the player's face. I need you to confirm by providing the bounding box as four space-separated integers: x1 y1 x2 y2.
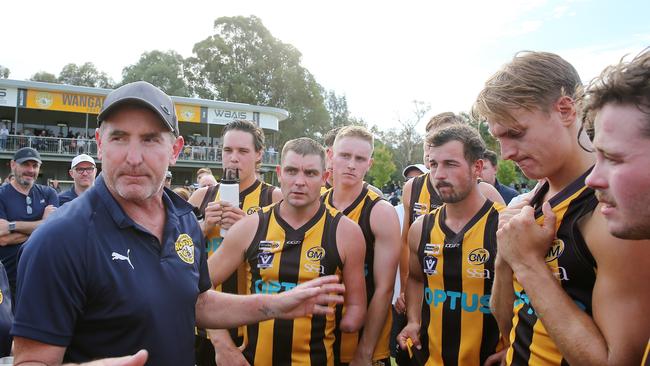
277 151 327 208
480 160 497 185
429 141 481 203
70 161 96 189
585 103 650 239
487 104 574 180
97 107 183 203
11 160 40 188
330 136 373 187
222 130 262 183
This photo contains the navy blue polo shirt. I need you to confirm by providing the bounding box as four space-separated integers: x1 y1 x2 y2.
0 183 58 291
12 175 211 365
57 187 78 206
494 179 519 205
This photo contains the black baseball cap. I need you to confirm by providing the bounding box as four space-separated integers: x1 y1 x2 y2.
97 81 179 136
13 147 42 164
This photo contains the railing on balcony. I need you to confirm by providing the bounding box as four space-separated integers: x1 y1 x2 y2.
0 135 280 165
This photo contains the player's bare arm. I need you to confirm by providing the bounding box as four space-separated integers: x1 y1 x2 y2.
336 215 367 333
397 217 425 350
351 200 401 363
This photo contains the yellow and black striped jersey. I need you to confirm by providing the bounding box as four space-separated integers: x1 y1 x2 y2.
243 202 344 366
506 168 599 366
643 340 650 366
408 173 443 225
417 200 504 365
203 179 276 342
322 182 392 362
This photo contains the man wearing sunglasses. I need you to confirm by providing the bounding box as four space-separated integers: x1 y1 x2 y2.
59 154 97 206
0 147 58 298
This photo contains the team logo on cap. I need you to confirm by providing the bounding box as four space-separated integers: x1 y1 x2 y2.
35 92 53 108
175 234 195 264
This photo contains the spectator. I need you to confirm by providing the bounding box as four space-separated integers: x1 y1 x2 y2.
481 150 519 204
58 154 96 206
0 147 58 297
0 124 8 151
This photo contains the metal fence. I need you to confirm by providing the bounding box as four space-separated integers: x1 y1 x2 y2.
0 135 280 165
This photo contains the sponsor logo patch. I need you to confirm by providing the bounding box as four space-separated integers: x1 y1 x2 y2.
306 247 325 262
423 255 438 275
468 248 490 265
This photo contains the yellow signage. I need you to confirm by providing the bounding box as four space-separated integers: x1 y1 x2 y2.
25 89 105 114
175 104 201 123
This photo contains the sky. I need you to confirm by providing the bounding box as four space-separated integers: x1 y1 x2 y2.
2 0 649 132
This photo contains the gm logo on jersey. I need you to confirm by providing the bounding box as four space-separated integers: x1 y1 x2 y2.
257 252 275 269
306 247 325 262
468 248 490 265
423 255 438 275
545 239 565 262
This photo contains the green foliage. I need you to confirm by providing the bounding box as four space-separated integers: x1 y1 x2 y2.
30 71 58 83
122 50 189 97
58 62 114 88
185 15 330 144
459 112 499 152
0 65 9 79
326 90 365 128
367 143 396 189
496 159 518 186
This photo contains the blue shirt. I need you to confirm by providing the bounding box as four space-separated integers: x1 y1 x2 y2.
57 187 78 206
12 175 211 365
494 179 519 205
0 183 58 291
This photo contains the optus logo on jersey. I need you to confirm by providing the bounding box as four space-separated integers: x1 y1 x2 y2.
254 280 297 294
424 288 491 314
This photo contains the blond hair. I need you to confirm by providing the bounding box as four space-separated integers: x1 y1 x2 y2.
425 112 463 133
333 125 374 151
474 51 582 127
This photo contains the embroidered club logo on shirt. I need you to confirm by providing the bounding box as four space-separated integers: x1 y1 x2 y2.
175 234 195 264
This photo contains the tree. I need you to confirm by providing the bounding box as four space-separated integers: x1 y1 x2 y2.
58 62 114 88
185 15 331 144
325 90 365 128
121 50 190 97
367 143 396 189
496 159 518 186
459 111 499 152
0 65 9 79
30 71 58 83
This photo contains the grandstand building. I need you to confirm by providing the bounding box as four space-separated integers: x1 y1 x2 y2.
0 79 288 188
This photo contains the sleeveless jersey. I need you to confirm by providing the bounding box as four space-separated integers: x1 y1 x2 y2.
322 183 392 362
243 202 344 366
408 173 443 225
204 179 276 341
642 340 650 366
506 168 599 366
417 200 504 365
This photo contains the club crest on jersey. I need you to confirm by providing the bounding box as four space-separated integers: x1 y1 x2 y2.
424 243 441 256
175 234 195 264
258 240 280 252
423 255 438 275
468 248 490 265
258 252 275 269
545 239 565 262
247 206 262 215
413 202 429 218
306 247 325 262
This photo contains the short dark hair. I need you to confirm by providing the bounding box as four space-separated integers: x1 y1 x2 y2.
323 126 343 148
427 124 486 164
282 137 326 171
222 120 265 152
482 150 498 167
582 48 650 138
